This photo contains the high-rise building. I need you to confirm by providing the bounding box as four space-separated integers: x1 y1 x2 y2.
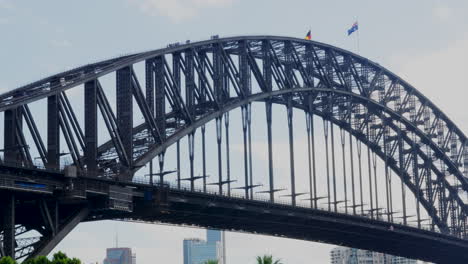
183 229 225 264
103 248 136 264
390 256 419 264
330 247 417 264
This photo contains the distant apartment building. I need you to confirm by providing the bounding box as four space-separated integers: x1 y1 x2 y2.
330 247 417 264
183 229 225 264
103 248 136 264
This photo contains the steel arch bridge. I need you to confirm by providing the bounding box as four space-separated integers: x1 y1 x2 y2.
0 35 467 263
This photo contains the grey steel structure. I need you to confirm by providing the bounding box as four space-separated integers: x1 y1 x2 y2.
0 35 467 263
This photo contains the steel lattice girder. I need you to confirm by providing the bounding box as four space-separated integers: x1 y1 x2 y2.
1 36 467 239
128 87 464 234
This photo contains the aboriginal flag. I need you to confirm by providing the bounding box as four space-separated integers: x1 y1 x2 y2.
305 30 312 40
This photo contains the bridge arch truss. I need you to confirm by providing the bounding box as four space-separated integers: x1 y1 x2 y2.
0 36 467 261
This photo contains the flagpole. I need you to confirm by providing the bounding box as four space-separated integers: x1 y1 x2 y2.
356 18 360 54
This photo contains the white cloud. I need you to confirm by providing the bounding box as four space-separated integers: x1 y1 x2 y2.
129 0 234 22
0 0 13 10
0 83 8 94
432 4 452 21
389 35 468 134
0 17 10 25
50 39 72 48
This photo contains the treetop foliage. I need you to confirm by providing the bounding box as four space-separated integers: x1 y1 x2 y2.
0 252 80 264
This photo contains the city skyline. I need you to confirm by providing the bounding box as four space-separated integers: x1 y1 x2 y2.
183 230 225 264
330 247 418 264
68 230 429 264
103 247 136 264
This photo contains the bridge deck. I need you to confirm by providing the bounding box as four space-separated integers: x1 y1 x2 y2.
0 164 466 263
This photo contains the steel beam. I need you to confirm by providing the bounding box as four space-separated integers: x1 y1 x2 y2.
247 104 253 198
356 140 365 215
61 93 84 150
96 81 129 165
173 53 182 188
225 112 231 196
188 132 195 191
131 69 162 143
116 66 133 175
340 128 348 214
47 92 60 169
306 112 313 208
239 40 251 96
145 59 155 182
323 119 331 211
287 98 296 206
4 108 21 163
198 51 208 102
23 105 47 164
349 109 357 215
201 125 207 192
262 40 272 91
216 117 223 194
283 41 294 88
2 194 15 258
85 80 98 173
34 207 89 257
58 101 81 167
366 120 374 218
214 43 225 101
185 50 195 113
330 118 337 212
145 59 155 113
266 101 274 202
242 106 249 199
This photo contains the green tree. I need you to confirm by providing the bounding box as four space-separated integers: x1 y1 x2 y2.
0 256 17 264
36 256 51 264
203 260 218 264
1 251 80 264
256 255 282 264
51 252 80 264
22 255 49 264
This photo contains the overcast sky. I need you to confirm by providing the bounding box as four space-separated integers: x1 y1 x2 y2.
1 0 468 264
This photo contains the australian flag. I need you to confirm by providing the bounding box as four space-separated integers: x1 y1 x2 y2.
347 22 358 36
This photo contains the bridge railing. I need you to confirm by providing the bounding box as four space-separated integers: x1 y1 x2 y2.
130 176 434 232
0 155 75 172
0 160 440 234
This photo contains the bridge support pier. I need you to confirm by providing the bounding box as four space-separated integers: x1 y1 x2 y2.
4 108 22 164
1 194 15 259
85 80 98 174
116 66 133 179
47 93 60 170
